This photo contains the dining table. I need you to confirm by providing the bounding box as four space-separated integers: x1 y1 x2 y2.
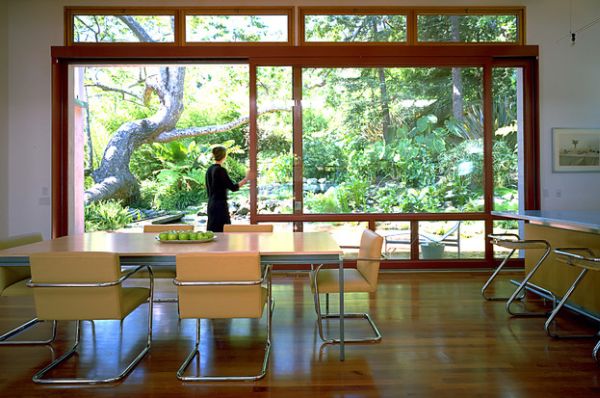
0 230 347 360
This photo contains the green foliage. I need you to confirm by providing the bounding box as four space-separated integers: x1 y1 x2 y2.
84 200 132 232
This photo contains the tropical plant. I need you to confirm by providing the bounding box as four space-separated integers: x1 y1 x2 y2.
84 200 133 232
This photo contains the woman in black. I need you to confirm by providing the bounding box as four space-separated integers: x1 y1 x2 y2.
205 145 251 232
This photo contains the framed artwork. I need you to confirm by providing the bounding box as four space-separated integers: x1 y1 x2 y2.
552 128 600 172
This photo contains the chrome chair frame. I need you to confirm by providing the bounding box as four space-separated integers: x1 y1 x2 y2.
0 318 57 345
482 233 525 301
173 265 273 381
487 234 556 316
0 232 53 345
27 265 154 384
311 258 382 344
544 249 600 361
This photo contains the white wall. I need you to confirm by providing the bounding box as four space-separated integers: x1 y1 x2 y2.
527 0 600 209
2 0 600 238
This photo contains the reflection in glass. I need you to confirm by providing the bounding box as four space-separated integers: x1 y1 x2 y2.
302 67 483 214
257 67 293 214
493 68 522 213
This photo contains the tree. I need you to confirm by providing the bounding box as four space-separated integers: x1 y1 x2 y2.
82 16 286 205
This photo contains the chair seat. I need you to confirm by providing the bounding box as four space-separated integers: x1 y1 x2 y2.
491 239 547 250
179 286 267 319
1 278 31 297
312 268 375 294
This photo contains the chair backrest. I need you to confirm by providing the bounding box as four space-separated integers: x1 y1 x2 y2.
176 252 265 319
143 224 194 233
29 252 127 321
356 230 384 290
0 233 43 293
223 224 273 233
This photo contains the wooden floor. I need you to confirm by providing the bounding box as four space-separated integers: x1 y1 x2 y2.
1 271 599 397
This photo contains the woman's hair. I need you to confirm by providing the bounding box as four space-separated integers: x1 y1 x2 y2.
212 145 227 161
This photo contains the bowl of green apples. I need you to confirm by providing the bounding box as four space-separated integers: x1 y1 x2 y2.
156 230 216 243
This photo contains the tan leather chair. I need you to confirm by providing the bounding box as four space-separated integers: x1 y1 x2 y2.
0 232 56 345
311 229 383 343
27 251 153 384
223 224 274 232
139 224 194 290
142 224 193 233
174 252 273 381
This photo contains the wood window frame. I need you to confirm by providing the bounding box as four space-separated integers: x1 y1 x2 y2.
299 6 525 46
65 7 181 46
414 7 526 45
51 44 539 270
65 6 294 47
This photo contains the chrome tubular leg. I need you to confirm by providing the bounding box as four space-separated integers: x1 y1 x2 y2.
544 268 597 338
506 245 551 317
325 293 330 315
482 249 524 301
33 273 154 384
177 268 273 382
593 339 600 363
0 318 57 345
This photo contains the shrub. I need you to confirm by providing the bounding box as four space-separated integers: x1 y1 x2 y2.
84 200 132 232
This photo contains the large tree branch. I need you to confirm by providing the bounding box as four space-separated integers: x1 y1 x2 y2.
153 107 290 143
117 16 154 42
86 83 144 101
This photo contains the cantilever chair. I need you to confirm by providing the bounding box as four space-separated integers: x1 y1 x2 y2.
544 248 600 362
27 251 153 384
224 224 274 232
384 221 461 258
0 232 57 345
484 233 556 316
142 224 194 278
140 224 195 302
174 252 273 381
311 229 384 343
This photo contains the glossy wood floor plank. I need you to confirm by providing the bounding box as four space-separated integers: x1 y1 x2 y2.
1 272 599 397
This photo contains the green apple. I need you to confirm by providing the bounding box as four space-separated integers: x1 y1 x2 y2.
158 232 168 241
204 231 214 239
167 232 178 240
178 232 190 240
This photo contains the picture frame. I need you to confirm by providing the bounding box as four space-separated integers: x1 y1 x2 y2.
552 128 600 172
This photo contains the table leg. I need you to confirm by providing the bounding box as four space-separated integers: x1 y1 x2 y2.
338 256 345 361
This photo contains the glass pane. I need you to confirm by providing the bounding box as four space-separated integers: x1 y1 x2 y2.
302 67 483 214
186 15 288 42
73 15 175 43
80 64 249 232
305 14 407 42
493 67 522 212
303 222 368 255
257 67 293 214
417 14 518 43
376 221 411 260
418 220 484 259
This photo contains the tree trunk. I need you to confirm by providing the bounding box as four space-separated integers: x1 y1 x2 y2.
451 16 464 121
370 20 393 144
85 67 186 204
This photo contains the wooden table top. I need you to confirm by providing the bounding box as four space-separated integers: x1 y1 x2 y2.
0 231 343 257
